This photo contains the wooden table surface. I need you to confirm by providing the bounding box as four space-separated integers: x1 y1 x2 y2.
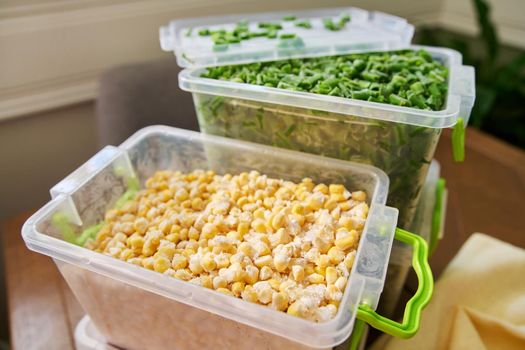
3 127 525 350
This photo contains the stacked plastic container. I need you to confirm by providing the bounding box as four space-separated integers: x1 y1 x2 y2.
23 127 433 350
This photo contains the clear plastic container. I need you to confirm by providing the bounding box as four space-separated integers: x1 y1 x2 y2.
178 45 474 229
160 7 414 68
23 126 401 350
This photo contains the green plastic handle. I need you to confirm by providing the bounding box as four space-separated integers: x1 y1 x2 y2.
451 118 466 162
356 228 434 339
348 318 366 350
429 178 446 255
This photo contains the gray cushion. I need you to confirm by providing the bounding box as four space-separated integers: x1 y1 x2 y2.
95 58 199 147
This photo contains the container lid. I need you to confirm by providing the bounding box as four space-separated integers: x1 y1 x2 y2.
160 7 414 68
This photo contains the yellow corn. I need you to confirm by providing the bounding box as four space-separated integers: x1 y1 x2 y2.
86 169 370 323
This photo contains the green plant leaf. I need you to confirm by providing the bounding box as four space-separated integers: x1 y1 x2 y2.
471 85 497 127
472 0 499 65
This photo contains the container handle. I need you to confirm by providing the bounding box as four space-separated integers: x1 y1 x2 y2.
356 228 434 339
429 178 446 255
451 117 466 162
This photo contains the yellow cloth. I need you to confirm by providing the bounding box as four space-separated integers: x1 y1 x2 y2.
370 233 525 350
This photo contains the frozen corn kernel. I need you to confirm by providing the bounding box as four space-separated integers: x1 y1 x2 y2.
292 265 305 282
212 276 227 290
344 251 356 269
327 246 345 264
201 253 217 272
87 170 369 323
351 191 366 202
274 253 290 272
325 267 338 285
254 255 272 268
308 273 325 284
271 292 289 311
253 281 273 304
287 301 306 317
326 285 343 301
259 266 273 281
335 276 347 291
244 265 259 284
335 232 358 251
231 281 246 297
241 287 258 303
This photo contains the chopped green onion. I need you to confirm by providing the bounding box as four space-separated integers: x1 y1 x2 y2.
279 33 296 39
201 49 448 110
295 20 312 29
283 15 297 21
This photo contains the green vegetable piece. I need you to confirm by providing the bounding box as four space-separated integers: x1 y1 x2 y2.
279 33 296 39
409 93 428 109
283 15 297 21
77 222 105 246
115 188 138 209
352 89 372 100
389 94 409 106
410 82 425 94
295 20 312 29
340 13 351 24
52 213 78 244
323 18 337 31
250 31 268 38
267 30 277 39
198 28 210 36
258 22 283 30
186 28 193 37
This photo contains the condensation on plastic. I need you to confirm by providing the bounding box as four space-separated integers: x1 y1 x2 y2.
160 7 414 68
22 126 398 349
179 46 475 128
379 160 444 318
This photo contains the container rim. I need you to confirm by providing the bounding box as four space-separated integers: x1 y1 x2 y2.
179 45 475 128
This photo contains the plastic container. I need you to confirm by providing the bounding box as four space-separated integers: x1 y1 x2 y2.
380 160 447 317
160 7 414 68
177 45 473 229
23 126 432 350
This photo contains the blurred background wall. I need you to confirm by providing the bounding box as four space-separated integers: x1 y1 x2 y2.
0 0 524 346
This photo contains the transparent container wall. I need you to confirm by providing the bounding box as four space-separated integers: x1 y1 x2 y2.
23 127 396 349
123 128 386 202
57 260 325 350
194 94 440 229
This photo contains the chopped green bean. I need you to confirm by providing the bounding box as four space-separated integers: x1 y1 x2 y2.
201 49 448 110
198 28 210 36
295 20 312 29
279 33 296 39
